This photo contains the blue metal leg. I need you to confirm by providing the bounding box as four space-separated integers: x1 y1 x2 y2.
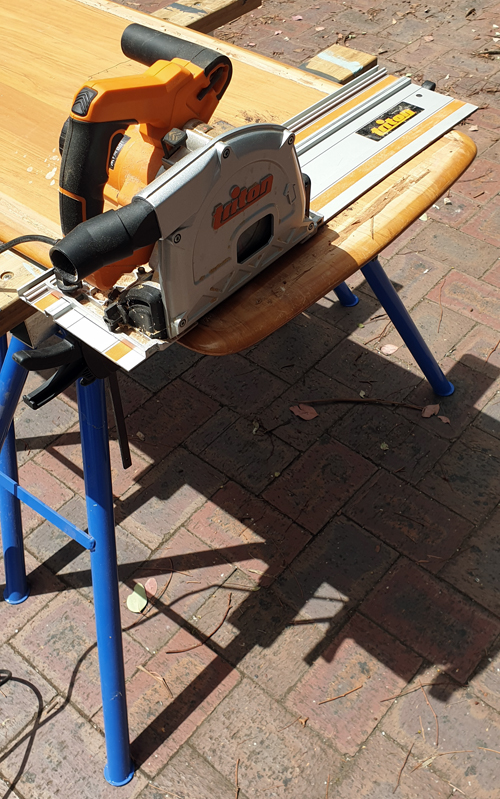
361 258 454 396
0 336 30 604
77 378 134 787
333 281 359 307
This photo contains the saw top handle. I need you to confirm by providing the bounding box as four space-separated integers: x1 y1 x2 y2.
58 23 232 235
122 23 231 86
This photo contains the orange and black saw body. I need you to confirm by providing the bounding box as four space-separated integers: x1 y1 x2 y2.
58 23 232 290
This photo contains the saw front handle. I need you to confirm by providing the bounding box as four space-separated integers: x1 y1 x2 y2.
59 23 232 234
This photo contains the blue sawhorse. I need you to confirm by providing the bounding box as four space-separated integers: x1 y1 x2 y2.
0 261 453 786
0 334 134 786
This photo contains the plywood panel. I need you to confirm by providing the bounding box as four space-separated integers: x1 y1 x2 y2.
0 0 328 227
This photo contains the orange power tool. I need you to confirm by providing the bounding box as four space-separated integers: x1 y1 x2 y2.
58 23 232 291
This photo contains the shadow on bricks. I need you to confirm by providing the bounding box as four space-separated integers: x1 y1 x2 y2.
8 268 500 776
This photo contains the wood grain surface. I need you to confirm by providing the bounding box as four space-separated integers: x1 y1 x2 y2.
0 0 327 228
0 0 476 348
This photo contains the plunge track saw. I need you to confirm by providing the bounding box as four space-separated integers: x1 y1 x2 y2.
16 23 475 373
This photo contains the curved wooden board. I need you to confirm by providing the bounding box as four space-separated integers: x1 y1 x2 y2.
179 130 476 355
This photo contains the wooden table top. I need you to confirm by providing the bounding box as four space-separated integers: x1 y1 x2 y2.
0 0 476 348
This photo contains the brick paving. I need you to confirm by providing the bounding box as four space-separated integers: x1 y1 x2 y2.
1 0 500 796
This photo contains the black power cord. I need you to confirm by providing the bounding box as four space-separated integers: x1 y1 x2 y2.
0 234 58 261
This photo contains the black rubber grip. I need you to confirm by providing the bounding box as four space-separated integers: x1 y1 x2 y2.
59 118 132 234
23 360 89 410
50 197 161 284
13 339 77 371
121 23 232 99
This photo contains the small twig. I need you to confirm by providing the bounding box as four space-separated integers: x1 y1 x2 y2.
319 685 363 705
393 742 414 793
235 758 240 799
163 593 232 654
380 681 448 702
419 715 425 743
364 320 392 345
326 773 331 799
485 338 500 363
411 750 474 773
137 665 173 698
448 783 466 795
420 681 438 747
479 746 500 755
437 278 445 334
276 716 308 732
459 170 491 182
298 397 424 411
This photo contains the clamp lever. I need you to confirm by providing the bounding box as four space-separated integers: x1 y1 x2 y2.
12 336 132 469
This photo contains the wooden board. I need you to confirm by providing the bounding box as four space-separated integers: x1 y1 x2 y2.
0 0 476 347
75 0 341 94
301 45 377 85
152 0 261 33
0 0 330 231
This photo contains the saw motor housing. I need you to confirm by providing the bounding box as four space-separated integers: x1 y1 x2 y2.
57 23 233 292
52 24 317 341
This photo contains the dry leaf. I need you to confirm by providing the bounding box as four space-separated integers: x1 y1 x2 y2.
299 717 309 726
422 404 440 418
292 14 303 20
438 415 451 424
126 583 148 613
469 125 479 131
145 577 158 598
290 403 319 420
380 344 399 356
444 197 452 204
424 35 434 41
315 26 325 31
